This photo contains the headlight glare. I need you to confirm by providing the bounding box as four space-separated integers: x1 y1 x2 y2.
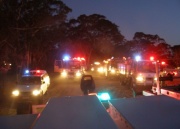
136 76 144 82
32 90 40 96
12 90 19 96
76 71 81 76
91 68 94 71
61 70 67 77
98 67 103 73
111 69 115 73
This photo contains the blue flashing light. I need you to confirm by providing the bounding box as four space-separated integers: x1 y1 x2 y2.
97 92 111 101
25 70 30 74
63 55 70 61
135 55 141 62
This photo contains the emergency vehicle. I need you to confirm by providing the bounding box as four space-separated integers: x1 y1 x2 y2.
54 56 86 78
91 61 104 73
103 57 123 79
12 70 50 103
117 56 157 96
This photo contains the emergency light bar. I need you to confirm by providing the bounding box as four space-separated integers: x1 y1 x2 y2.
30 70 46 75
23 70 46 75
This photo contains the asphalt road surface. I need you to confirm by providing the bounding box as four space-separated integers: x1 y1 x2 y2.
44 71 133 102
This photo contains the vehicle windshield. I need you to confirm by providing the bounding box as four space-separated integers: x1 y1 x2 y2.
18 76 41 85
137 61 156 73
63 61 81 69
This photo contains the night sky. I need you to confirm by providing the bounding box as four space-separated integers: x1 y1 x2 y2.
62 0 180 46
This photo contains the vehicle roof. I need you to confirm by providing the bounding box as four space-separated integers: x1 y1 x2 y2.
0 114 37 129
109 95 180 129
32 95 118 129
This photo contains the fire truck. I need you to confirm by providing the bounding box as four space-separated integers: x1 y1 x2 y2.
118 56 157 96
103 57 123 79
54 56 86 78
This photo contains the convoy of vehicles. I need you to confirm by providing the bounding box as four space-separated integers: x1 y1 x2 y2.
11 70 50 103
103 57 123 78
1 55 180 128
113 56 180 99
54 56 86 78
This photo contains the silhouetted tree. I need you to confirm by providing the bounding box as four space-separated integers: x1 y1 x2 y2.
64 14 124 64
0 0 71 70
127 32 173 60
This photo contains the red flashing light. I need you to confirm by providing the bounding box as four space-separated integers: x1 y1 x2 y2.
150 56 154 61
161 61 166 65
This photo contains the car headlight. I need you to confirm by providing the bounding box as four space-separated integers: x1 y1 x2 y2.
111 69 115 73
97 67 104 73
32 90 40 96
154 77 157 81
136 75 144 82
76 71 81 77
61 70 67 77
12 90 19 96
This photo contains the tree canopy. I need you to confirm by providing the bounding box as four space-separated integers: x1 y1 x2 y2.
126 32 173 60
59 14 124 63
0 1 178 72
0 0 71 71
